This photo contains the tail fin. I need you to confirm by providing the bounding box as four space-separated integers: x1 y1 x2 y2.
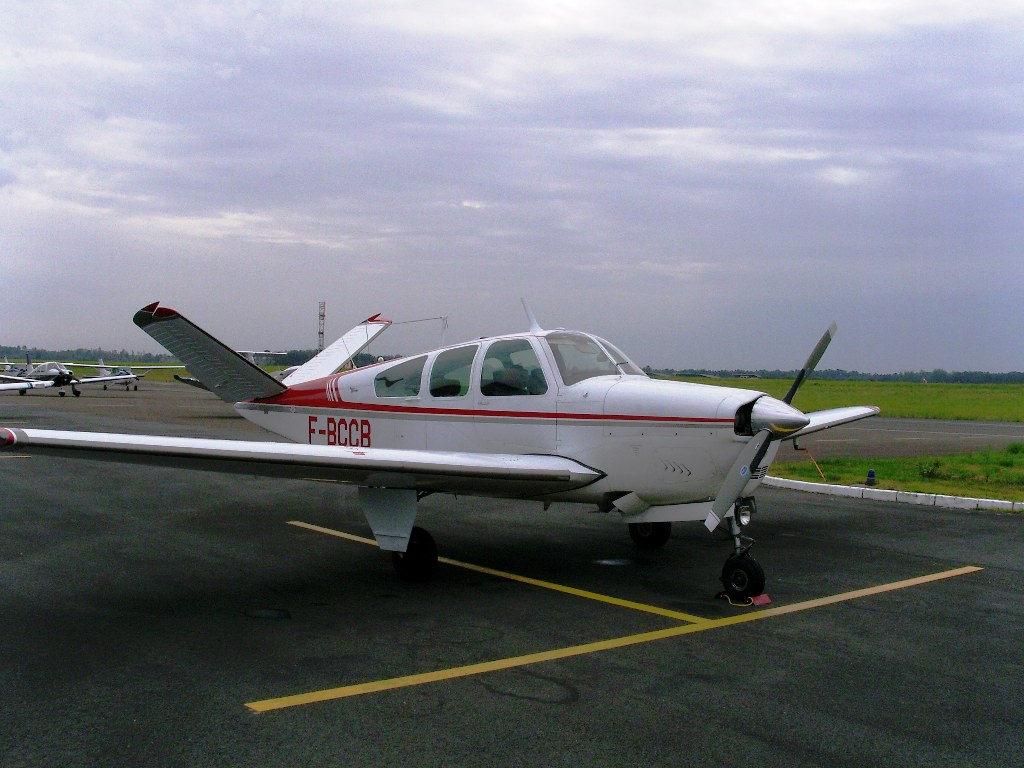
280 313 391 386
134 302 287 404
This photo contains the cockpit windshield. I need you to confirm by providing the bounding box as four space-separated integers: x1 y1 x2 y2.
543 331 646 386
594 337 645 377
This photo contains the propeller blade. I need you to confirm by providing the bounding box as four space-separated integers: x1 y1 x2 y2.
783 321 837 405
706 428 772 530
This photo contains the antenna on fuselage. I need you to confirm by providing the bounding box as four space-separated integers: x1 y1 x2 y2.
521 299 543 333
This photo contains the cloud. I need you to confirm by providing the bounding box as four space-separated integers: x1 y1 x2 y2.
0 2 1022 371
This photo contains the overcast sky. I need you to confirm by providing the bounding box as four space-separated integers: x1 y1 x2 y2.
2 1 1022 372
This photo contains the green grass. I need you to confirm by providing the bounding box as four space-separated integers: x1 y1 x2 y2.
772 443 1024 502
674 377 1024 422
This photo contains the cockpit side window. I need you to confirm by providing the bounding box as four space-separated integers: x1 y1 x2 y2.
428 344 478 398
374 355 426 397
543 332 619 386
480 339 548 396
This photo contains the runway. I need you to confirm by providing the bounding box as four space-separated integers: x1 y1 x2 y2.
1 385 1021 766
776 416 1024 461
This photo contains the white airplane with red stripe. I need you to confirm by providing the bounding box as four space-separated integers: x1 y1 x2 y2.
0 301 878 599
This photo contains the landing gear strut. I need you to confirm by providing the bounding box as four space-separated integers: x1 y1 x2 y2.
719 498 765 600
391 526 438 582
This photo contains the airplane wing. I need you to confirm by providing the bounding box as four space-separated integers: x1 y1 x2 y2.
783 406 880 440
134 302 287 404
75 373 142 386
0 428 604 498
0 374 36 384
0 381 53 392
281 314 392 386
66 363 182 371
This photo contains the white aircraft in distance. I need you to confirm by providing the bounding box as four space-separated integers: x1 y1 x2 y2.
0 359 145 397
66 359 188 391
0 301 878 599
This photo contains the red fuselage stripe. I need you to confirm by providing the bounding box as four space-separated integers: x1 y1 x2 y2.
254 396 731 425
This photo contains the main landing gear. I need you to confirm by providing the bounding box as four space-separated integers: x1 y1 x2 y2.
391 526 438 582
628 521 672 549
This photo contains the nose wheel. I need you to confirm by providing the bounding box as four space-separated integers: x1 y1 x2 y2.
719 501 765 600
720 553 765 601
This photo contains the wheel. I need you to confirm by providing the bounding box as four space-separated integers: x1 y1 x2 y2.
628 521 672 549
58 391 66 397
391 526 438 582
720 554 765 600
103 384 108 390
73 390 81 397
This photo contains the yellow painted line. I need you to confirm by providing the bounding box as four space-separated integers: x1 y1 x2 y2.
286 520 706 623
247 624 704 712
246 557 982 712
436 556 708 623
288 520 377 546
0 455 32 460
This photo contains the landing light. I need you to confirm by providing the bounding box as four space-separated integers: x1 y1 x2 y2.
735 498 756 526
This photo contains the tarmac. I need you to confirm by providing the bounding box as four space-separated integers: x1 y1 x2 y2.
1 384 1021 767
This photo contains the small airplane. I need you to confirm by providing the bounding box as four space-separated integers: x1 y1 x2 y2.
64 359 188 391
0 301 878 599
0 358 144 397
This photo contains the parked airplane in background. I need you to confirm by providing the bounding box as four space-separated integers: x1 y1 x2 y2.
0 301 878 599
0 359 143 397
68 360 187 391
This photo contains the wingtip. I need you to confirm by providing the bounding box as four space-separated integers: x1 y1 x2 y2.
134 301 179 327
0 428 19 450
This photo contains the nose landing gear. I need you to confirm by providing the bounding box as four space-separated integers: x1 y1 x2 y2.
720 497 765 601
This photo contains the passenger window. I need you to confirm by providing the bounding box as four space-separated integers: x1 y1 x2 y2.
374 355 426 397
480 339 548 396
429 345 478 398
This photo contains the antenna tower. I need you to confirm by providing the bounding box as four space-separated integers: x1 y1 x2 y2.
318 301 326 352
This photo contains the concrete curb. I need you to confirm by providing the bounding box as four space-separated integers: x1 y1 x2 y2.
762 476 1024 513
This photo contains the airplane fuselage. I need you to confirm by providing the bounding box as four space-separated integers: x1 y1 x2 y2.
237 330 786 512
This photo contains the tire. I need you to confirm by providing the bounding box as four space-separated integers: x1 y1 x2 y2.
720 554 765 600
628 521 672 549
392 526 438 582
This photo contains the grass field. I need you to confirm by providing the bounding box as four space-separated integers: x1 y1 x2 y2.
771 443 1024 502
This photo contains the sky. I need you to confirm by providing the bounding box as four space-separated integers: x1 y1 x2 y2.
2 1 1022 372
